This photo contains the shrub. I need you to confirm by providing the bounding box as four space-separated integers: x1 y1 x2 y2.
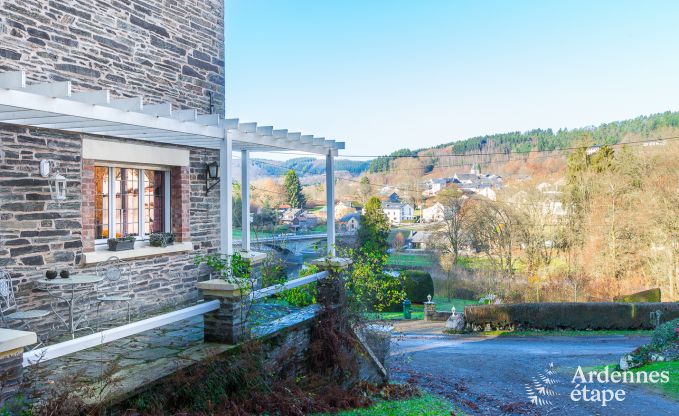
651 317 679 348
400 270 434 303
464 302 679 330
614 288 661 303
279 264 319 307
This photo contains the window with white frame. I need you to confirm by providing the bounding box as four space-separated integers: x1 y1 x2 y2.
94 166 171 244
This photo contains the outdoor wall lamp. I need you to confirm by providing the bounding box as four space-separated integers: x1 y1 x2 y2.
40 160 68 202
205 161 220 194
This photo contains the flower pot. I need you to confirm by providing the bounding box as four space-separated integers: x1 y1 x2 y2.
108 239 135 251
60 270 70 279
45 270 58 280
149 232 175 247
149 233 168 248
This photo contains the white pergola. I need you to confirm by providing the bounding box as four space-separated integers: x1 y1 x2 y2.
0 71 340 256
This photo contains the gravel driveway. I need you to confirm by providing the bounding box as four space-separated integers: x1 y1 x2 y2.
389 321 679 415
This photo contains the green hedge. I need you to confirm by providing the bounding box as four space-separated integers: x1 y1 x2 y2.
614 288 661 303
401 270 434 303
464 302 679 330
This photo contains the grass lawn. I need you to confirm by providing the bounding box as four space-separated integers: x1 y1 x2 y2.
480 329 653 337
364 297 475 321
587 361 679 400
313 393 461 416
387 252 434 268
627 361 679 399
455 255 494 270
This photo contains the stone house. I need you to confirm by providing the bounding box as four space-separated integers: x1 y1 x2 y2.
0 0 344 334
408 231 432 250
339 213 360 232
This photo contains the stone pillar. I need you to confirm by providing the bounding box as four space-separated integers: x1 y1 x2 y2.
238 250 267 289
311 257 352 306
0 329 37 405
197 279 250 344
424 296 436 322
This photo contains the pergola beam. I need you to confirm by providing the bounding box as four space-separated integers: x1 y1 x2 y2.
0 71 26 89
0 71 344 156
142 103 172 116
70 90 110 105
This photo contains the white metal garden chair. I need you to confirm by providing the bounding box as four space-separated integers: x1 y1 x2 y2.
0 268 50 348
95 256 132 327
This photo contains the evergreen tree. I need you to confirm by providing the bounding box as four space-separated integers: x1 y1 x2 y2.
358 197 390 256
358 176 372 204
283 170 306 208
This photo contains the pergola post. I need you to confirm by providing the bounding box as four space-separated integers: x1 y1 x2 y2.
220 134 233 256
241 150 250 252
326 151 335 256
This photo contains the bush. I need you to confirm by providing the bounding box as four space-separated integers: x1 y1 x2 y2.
651 317 679 348
279 264 319 307
400 270 434 303
464 302 679 330
614 288 661 303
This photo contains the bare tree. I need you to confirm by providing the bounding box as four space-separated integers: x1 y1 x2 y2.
466 197 521 281
434 189 469 265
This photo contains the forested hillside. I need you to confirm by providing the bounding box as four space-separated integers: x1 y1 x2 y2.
369 111 679 172
253 157 370 177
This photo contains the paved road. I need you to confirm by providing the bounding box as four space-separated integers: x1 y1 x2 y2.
389 321 679 415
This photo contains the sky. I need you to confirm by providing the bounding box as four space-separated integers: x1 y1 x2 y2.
226 0 679 158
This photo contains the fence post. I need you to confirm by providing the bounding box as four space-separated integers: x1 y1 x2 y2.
196 279 250 344
311 257 352 306
0 329 36 405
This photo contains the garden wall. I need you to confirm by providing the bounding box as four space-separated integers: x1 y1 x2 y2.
464 302 679 330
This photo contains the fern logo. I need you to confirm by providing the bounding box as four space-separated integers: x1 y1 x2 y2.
525 362 560 406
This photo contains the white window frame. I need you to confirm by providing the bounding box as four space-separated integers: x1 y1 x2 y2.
95 165 171 246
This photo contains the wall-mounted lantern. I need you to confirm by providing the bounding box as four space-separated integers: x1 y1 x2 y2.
49 173 68 201
205 161 220 194
40 160 67 202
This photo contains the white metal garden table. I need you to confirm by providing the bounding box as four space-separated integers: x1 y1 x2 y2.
37 274 104 338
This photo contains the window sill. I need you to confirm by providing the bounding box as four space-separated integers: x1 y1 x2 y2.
82 241 194 265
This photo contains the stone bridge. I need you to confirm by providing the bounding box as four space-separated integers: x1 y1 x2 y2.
235 232 355 256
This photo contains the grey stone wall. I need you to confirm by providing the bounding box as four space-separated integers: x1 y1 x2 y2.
0 0 225 115
0 349 23 406
0 123 222 333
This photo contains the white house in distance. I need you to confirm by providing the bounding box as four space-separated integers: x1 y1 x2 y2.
382 202 415 224
421 202 445 222
423 178 451 197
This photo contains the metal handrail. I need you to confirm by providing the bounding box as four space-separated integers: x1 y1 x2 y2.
249 271 329 301
23 300 219 367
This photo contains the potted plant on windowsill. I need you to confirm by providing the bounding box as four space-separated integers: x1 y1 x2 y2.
149 232 175 247
107 235 136 251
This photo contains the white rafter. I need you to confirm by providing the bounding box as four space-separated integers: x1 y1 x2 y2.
0 71 343 155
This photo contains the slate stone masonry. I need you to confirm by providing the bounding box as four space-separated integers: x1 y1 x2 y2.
0 0 225 116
